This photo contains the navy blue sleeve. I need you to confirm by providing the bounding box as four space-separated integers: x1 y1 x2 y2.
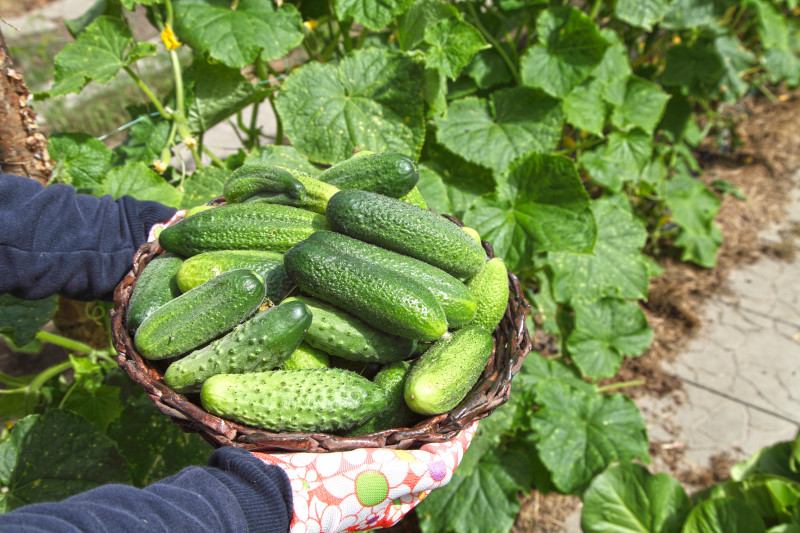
0 173 177 302
0 447 293 533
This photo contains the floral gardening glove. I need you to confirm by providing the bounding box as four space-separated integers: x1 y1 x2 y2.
254 419 478 533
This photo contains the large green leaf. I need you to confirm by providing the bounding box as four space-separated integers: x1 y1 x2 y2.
661 40 724 92
417 146 495 219
61 385 123 431
244 145 321 175
45 16 155 97
548 198 650 303
462 154 595 272
566 298 653 379
65 0 123 37
582 463 691 533
0 411 130 512
662 0 736 29
732 441 800 483
0 295 58 346
466 48 514 90
173 0 304 68
564 79 607 136
423 17 487 80
49 133 115 191
531 379 649 493
520 7 609 98
435 87 563 174
611 76 671 134
693 475 800 525
515 352 592 396
682 498 766 533
396 0 459 51
179 167 227 209
335 0 415 30
114 115 171 165
275 48 426 164
614 0 669 30
100 162 183 207
666 173 722 268
592 29 632 86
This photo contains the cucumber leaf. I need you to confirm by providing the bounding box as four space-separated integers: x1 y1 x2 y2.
61 385 123 432
563 79 607 137
275 48 425 164
114 115 171 165
610 76 671 134
396 0 459 51
417 148 495 219
49 133 115 191
0 295 58 346
692 475 800 525
423 17 487 80
179 167 228 209
732 441 800 483
665 173 723 268
244 145 322 176
682 498 766 533
614 0 669 30
100 162 183 207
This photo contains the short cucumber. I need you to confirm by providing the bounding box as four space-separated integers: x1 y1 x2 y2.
277 167 340 214
224 165 306 205
404 325 494 415
283 295 416 363
326 190 486 278
284 237 447 342
126 253 183 333
304 231 476 328
176 250 292 304
163 300 311 393
201 369 388 432
134 269 265 360
158 202 328 256
281 342 330 370
319 152 419 198
347 360 419 435
462 227 482 244
466 257 510 331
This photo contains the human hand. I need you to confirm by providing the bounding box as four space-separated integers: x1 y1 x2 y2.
254 419 479 533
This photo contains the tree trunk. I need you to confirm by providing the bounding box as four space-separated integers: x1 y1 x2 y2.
0 26 52 184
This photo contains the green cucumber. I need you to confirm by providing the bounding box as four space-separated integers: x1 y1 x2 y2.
326 190 486 278
399 186 428 210
185 205 214 218
201 368 388 432
284 237 447 342
277 167 340 214
347 360 419 435
319 152 419 198
176 250 292 304
126 253 183 333
305 231 476 328
404 325 494 415
282 342 330 370
466 257 509 331
462 227 482 244
283 295 416 363
158 202 328 256
163 300 311 393
134 269 265 360
224 165 306 205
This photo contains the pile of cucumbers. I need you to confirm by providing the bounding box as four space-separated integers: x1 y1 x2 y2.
126 151 511 435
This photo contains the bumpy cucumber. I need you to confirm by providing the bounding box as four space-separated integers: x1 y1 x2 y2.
326 190 486 278
404 325 494 415
223 165 306 205
319 152 419 198
305 231 476 328
284 237 447 342
466 257 509 331
158 202 328 256
176 250 292 304
277 167 340 214
283 295 416 363
163 300 311 393
281 342 330 370
201 369 388 432
347 360 419 435
134 269 265 360
126 253 183 333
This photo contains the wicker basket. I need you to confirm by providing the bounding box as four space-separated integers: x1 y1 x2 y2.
110 201 532 453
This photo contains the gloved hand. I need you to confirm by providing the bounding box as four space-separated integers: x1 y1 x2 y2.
148 209 187 242
255 419 478 533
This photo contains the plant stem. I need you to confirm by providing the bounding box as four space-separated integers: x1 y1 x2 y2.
340 18 353 53
25 360 73 412
202 145 226 168
268 95 284 145
164 0 175 26
466 2 520 83
596 379 645 393
589 0 603 19
35 331 93 353
124 67 172 120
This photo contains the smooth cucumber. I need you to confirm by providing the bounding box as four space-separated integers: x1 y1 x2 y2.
466 257 509 331
158 202 328 256
201 369 388 432
223 165 306 205
305 231 476 328
163 300 311 393
126 253 183 333
176 250 292 304
404 325 494 415
319 152 419 198
283 295 416 363
134 269 265 360
326 190 486 278
284 237 447 342
347 360 419 435
281 342 330 370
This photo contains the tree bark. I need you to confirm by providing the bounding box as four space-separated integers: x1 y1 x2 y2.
0 26 52 184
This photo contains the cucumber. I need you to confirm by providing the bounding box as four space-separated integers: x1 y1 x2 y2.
283 295 416 363
304 231 476 328
277 167 340 214
185 205 214 218
404 325 494 415
462 227 482 244
347 360 419 435
284 237 447 342
319 152 419 198
466 257 509 331
224 165 306 205
326 190 486 278
126 253 183 333
134 269 265 360
399 186 428 210
176 250 292 304
163 300 311 393
158 202 328 256
281 342 330 370
201 369 388 432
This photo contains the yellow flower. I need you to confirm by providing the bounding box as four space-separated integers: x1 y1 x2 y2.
303 19 318 30
153 159 168 173
161 23 182 50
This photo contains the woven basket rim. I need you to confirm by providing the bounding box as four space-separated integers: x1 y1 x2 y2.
111 200 533 453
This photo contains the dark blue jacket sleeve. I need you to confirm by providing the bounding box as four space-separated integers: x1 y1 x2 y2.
0 173 177 302
0 447 293 533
